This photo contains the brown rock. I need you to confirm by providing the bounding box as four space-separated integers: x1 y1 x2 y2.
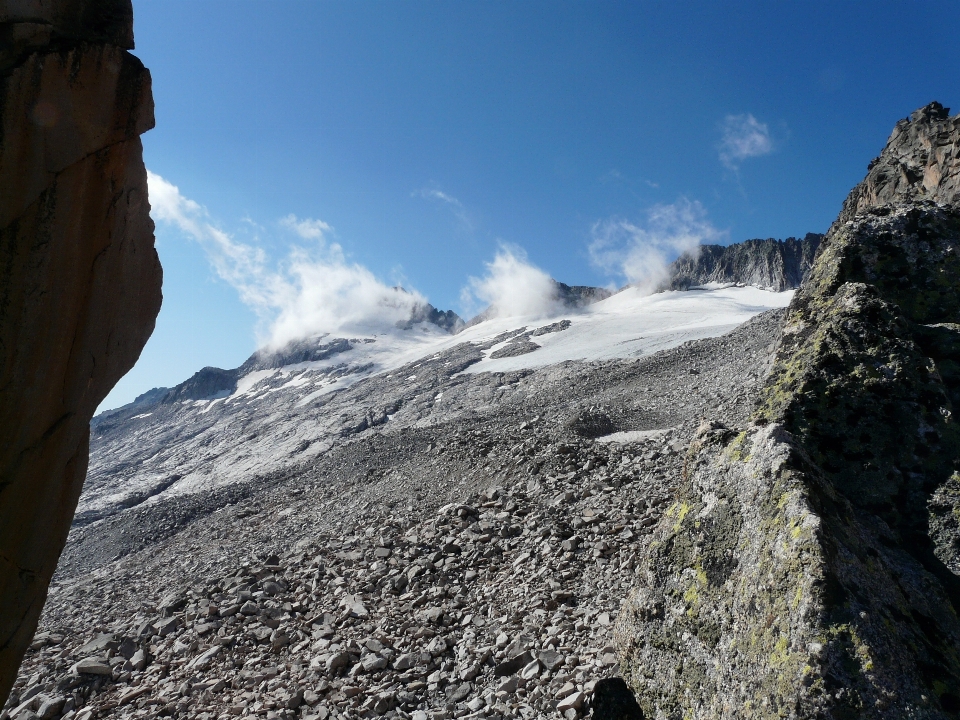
0 0 161 705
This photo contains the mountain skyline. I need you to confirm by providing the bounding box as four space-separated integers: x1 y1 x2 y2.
104 0 960 410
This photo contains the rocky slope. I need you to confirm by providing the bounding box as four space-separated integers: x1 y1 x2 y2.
4 306 786 720
616 105 960 718
663 234 823 291
76 284 787 533
0 0 161 705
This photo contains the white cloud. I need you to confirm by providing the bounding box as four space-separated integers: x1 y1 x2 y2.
280 214 332 241
588 198 725 292
147 171 425 349
461 245 559 320
718 113 773 169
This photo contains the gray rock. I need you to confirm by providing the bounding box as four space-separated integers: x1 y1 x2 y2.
75 634 118 656
188 646 221 670
154 616 180 637
392 653 417 671
360 654 387 672
493 650 533 677
538 649 563 671
261 580 285 595
71 658 112 676
445 682 471 702
326 652 351 673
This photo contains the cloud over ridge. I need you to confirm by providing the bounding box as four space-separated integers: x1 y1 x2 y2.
147 171 426 349
461 245 560 320
589 198 725 292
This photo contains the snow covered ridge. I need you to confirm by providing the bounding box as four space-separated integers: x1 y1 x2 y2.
101 286 791 420
81 286 791 526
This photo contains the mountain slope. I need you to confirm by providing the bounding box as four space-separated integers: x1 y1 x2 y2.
617 104 960 719
82 285 790 526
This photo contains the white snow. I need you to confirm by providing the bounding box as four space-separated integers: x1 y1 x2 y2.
220 285 792 406
460 285 792 373
595 429 673 444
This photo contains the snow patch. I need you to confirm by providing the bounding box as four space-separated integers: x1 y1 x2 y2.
596 429 673 444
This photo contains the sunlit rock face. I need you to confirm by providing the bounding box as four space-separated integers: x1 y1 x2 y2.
838 101 960 224
616 105 960 719
0 0 161 703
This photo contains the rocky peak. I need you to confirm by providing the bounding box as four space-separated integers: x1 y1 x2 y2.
837 101 960 224
616 106 960 718
664 234 823 292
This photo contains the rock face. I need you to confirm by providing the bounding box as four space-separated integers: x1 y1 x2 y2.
616 105 960 718
838 101 960 224
664 234 823 292
0 0 160 705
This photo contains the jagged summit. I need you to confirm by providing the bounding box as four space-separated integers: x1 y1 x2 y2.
663 234 823 292
396 302 465 333
616 101 960 719
838 100 960 224
553 281 613 308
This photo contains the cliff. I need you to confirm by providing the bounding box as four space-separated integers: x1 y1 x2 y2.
664 234 823 292
0 0 161 705
616 105 960 718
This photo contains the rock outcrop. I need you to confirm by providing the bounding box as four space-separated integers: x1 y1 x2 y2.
0 0 160 705
616 105 960 718
664 234 823 292
838 101 960 224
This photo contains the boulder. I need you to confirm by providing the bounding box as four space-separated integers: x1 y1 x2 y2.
0 0 161 704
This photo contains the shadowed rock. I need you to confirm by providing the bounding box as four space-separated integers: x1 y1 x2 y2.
591 678 644 720
664 234 823 291
0 0 161 704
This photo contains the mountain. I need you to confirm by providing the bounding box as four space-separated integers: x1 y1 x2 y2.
8 103 960 720
617 104 960 717
663 233 823 291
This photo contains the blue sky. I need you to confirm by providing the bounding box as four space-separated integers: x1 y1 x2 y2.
102 0 960 410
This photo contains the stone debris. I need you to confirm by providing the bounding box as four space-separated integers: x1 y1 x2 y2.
4 306 788 720
5 433 692 720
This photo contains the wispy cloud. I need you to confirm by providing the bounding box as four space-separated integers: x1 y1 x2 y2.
414 186 473 230
415 188 463 208
588 198 725 292
718 113 773 169
148 171 426 349
280 214 332 241
460 244 559 320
